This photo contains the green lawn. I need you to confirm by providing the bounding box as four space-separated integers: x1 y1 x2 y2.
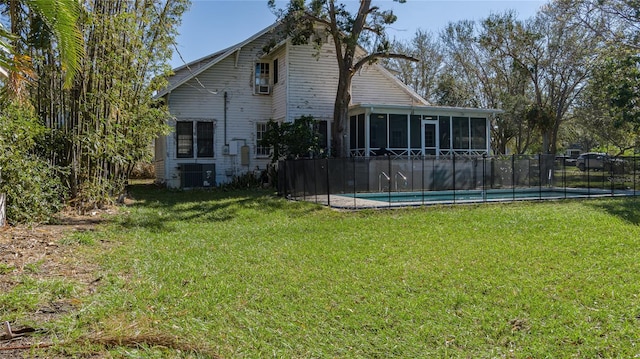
5 185 640 357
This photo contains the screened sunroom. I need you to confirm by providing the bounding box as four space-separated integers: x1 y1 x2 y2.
348 104 500 157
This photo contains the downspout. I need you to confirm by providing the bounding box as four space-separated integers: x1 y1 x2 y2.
224 91 228 145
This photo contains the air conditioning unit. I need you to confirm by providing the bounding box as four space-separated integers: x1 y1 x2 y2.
257 85 271 95
180 163 216 188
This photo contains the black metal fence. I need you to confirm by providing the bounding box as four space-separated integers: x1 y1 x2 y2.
278 155 640 209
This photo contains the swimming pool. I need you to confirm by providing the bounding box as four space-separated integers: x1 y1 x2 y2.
326 187 637 209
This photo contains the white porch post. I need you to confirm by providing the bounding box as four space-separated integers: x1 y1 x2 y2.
406 114 411 155
365 108 371 157
486 116 492 155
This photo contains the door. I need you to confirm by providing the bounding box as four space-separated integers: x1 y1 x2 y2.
423 120 439 156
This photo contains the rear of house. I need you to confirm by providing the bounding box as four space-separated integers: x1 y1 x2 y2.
155 24 498 188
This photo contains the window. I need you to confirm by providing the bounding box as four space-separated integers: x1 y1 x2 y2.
197 122 214 157
439 116 451 149
255 62 270 94
273 59 279 84
349 114 366 150
176 121 193 158
389 114 408 148
370 113 388 149
176 121 215 158
256 122 270 156
357 114 365 149
470 117 487 150
350 115 357 150
410 115 421 149
452 116 469 149
314 120 328 151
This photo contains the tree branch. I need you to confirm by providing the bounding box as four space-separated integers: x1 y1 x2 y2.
302 11 332 28
362 25 383 36
353 52 418 73
328 1 343 67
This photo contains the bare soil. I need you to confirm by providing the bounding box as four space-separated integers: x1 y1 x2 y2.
0 208 116 358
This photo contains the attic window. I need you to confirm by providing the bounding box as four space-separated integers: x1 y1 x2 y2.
255 62 270 94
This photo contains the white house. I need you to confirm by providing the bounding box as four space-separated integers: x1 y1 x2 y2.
155 23 499 188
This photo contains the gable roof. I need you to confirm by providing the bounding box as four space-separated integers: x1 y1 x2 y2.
157 22 429 106
156 23 279 98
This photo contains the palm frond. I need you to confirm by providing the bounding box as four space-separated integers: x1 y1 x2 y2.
25 0 84 87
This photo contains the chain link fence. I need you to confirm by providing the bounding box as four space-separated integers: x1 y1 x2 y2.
278 155 639 209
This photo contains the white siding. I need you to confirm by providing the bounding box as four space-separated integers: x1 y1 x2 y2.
154 136 166 183
271 46 287 121
352 65 423 106
161 25 430 187
287 41 339 122
286 39 424 122
163 35 275 187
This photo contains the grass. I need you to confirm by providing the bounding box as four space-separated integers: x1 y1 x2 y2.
8 185 640 357
0 276 80 322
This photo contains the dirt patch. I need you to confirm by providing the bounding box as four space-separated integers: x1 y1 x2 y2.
0 208 117 358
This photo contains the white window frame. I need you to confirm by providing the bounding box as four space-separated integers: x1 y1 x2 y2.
255 62 270 94
256 122 271 157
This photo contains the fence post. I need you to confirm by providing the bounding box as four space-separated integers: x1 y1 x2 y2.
302 160 306 201
587 156 591 197
313 159 318 203
482 154 487 202
325 158 331 207
452 154 456 203
281 160 287 197
538 154 542 200
353 157 357 209
512 155 516 201
421 155 425 206
387 155 391 208
610 157 615 196
563 154 567 199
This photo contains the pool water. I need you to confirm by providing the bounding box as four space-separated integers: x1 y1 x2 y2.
352 188 624 203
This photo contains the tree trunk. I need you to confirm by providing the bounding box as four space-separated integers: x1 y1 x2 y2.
332 69 353 158
542 131 551 154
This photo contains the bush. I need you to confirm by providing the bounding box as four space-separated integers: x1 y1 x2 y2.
0 155 65 224
0 104 65 224
260 115 324 162
220 171 262 190
129 161 155 179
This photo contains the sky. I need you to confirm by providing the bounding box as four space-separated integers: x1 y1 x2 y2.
170 0 547 69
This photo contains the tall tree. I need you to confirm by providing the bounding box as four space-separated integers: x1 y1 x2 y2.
562 0 639 50
268 0 416 157
481 6 599 154
439 16 534 154
385 29 443 103
31 0 188 208
573 47 640 154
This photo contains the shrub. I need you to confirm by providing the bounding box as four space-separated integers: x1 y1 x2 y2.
260 115 324 162
0 104 65 224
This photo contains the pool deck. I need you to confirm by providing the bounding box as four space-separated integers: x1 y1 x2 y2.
294 188 638 210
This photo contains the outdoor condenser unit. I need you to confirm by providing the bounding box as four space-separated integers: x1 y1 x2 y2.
180 164 216 188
